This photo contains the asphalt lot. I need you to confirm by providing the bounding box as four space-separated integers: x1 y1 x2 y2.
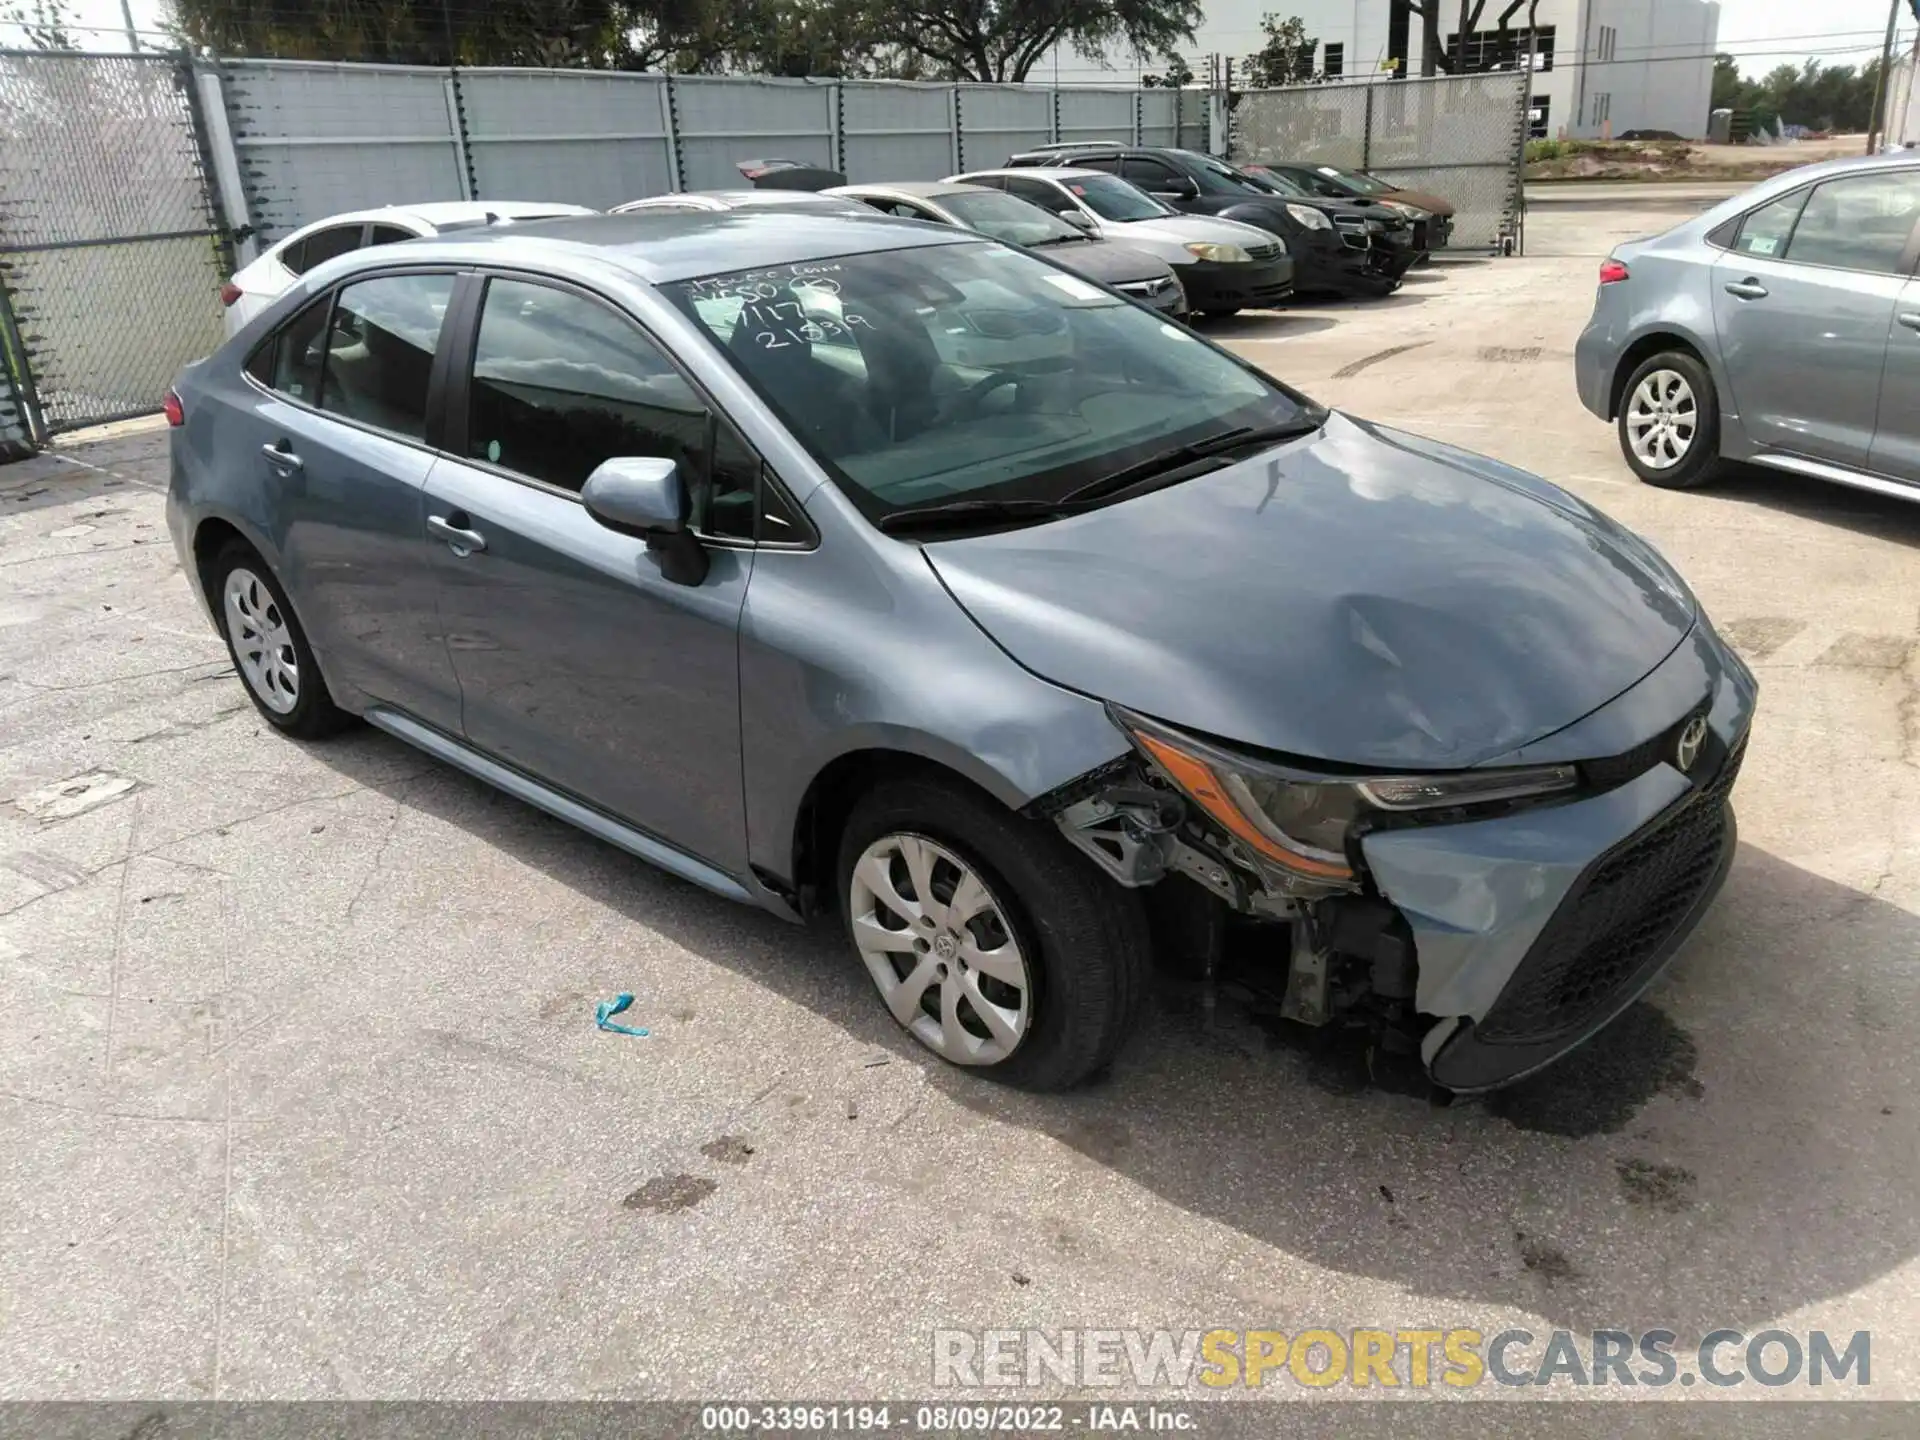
2 192 1918 1415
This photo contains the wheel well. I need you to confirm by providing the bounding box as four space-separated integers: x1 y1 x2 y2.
1608 333 1706 420
190 517 247 602
788 749 1007 918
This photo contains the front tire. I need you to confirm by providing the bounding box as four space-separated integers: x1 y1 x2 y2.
209 540 351 738
835 777 1150 1091
1617 351 1723 490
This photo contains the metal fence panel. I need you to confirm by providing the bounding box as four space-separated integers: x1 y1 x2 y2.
461 69 672 210
672 76 835 191
955 84 1052 171
0 51 227 434
1227 72 1525 253
840 81 956 180
1056 88 1135 148
0 284 33 457
1139 88 1179 148
221 59 465 240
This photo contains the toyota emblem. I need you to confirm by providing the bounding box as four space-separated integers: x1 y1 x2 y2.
1675 715 1708 773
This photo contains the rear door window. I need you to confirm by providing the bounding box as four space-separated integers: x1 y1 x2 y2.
1782 171 1920 274
316 272 455 440
1730 190 1807 259
368 224 416 247
282 223 364 276
259 297 332 402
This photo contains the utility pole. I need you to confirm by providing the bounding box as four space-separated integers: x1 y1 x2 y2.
1868 0 1902 152
119 0 140 52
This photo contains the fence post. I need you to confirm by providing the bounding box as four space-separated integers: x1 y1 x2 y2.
1362 81 1374 170
1049 87 1060 142
443 71 478 201
0 270 44 453
948 85 963 174
189 62 254 267
1132 89 1142 145
660 76 685 192
828 81 843 172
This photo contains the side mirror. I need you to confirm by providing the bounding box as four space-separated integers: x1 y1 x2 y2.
1061 210 1095 232
582 456 709 585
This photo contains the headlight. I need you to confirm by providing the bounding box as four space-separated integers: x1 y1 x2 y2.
1122 713 1577 884
1382 199 1425 218
1184 241 1250 263
1284 203 1334 231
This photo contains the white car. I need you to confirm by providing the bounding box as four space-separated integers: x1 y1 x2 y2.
610 190 877 216
948 167 1293 316
221 201 597 336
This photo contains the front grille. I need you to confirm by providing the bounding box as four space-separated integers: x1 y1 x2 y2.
1245 240 1282 262
1115 277 1170 296
1581 708 1704 790
1475 732 1746 1045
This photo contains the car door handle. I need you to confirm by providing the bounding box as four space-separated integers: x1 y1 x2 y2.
1899 312 1920 332
1723 279 1769 300
428 513 487 555
260 442 303 472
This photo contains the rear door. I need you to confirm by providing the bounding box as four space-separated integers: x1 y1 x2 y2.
420 272 762 872
1711 171 1920 467
238 269 465 729
1869 274 1920 483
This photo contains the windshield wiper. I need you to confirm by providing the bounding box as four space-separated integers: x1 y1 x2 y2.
1060 416 1324 506
875 497 1085 535
1028 233 1086 247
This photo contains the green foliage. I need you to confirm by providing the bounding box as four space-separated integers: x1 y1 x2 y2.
1142 49 1194 88
1708 52 1885 133
1237 13 1317 89
2 0 77 49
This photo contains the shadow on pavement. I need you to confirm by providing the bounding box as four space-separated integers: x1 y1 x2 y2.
1700 462 1920 549
311 731 1920 1342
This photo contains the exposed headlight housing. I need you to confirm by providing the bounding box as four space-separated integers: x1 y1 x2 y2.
1120 711 1578 885
1381 199 1426 218
1184 241 1251 263
1285 203 1334 231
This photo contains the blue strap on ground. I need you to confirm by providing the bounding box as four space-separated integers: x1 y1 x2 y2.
595 993 649 1037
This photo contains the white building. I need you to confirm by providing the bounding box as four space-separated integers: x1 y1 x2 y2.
1041 0 1720 140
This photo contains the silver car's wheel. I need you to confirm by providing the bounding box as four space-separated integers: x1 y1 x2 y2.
848 832 1031 1066
1624 368 1696 471
223 565 300 714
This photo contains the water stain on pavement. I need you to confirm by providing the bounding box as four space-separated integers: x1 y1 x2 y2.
700 1135 755 1165
623 1173 718 1213
1483 1002 1702 1137
1517 1230 1581 1284
1615 1156 1696 1212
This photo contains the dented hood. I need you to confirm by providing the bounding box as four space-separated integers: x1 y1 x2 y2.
923 414 1696 769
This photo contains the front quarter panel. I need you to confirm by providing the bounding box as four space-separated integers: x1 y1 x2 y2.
740 483 1133 889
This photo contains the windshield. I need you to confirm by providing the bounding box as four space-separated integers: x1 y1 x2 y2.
940 189 1083 246
1239 166 1309 198
1319 165 1396 195
1060 173 1171 222
663 241 1314 526
1177 150 1274 197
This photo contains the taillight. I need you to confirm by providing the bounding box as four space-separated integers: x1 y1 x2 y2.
219 281 243 307
163 389 184 427
1598 259 1630 285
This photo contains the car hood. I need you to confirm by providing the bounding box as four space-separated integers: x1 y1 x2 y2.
1386 187 1454 218
1106 213 1278 250
1041 237 1175 286
923 414 1697 768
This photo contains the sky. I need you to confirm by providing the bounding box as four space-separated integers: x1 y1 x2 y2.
9 0 1917 78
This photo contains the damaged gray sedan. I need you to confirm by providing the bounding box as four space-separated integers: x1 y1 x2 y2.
166 209 1755 1094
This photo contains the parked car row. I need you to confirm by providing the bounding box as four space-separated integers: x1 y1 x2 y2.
219 148 1458 337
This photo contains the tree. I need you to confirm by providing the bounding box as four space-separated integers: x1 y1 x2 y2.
1710 53 1742 112
857 0 1202 83
1238 13 1316 88
2 0 77 49
1141 49 1194 88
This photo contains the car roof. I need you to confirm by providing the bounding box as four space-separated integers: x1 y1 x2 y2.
960 167 1106 182
616 189 871 212
1691 148 1920 228
830 181 991 201
322 208 978 285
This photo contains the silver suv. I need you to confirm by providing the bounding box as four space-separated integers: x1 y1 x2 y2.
1576 151 1920 501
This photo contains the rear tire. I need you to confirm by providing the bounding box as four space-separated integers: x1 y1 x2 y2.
1616 350 1723 490
835 777 1150 1091
208 540 352 739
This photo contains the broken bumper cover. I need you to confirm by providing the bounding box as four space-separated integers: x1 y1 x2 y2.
1361 623 1757 1093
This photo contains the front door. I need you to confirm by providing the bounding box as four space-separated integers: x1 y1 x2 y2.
240 271 465 731
1868 276 1920 484
1710 170 1920 468
423 274 758 873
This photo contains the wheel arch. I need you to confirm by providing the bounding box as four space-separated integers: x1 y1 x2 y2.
1607 330 1713 421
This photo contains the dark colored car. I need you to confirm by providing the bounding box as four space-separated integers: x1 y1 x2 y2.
1245 160 1456 253
1009 144 1408 296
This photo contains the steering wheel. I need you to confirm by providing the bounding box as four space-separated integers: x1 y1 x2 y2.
940 369 1024 424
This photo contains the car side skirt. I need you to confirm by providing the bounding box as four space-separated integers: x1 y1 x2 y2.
1747 450 1920 505
364 706 769 911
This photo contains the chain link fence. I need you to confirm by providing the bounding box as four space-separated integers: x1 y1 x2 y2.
1228 72 1528 253
0 51 230 438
